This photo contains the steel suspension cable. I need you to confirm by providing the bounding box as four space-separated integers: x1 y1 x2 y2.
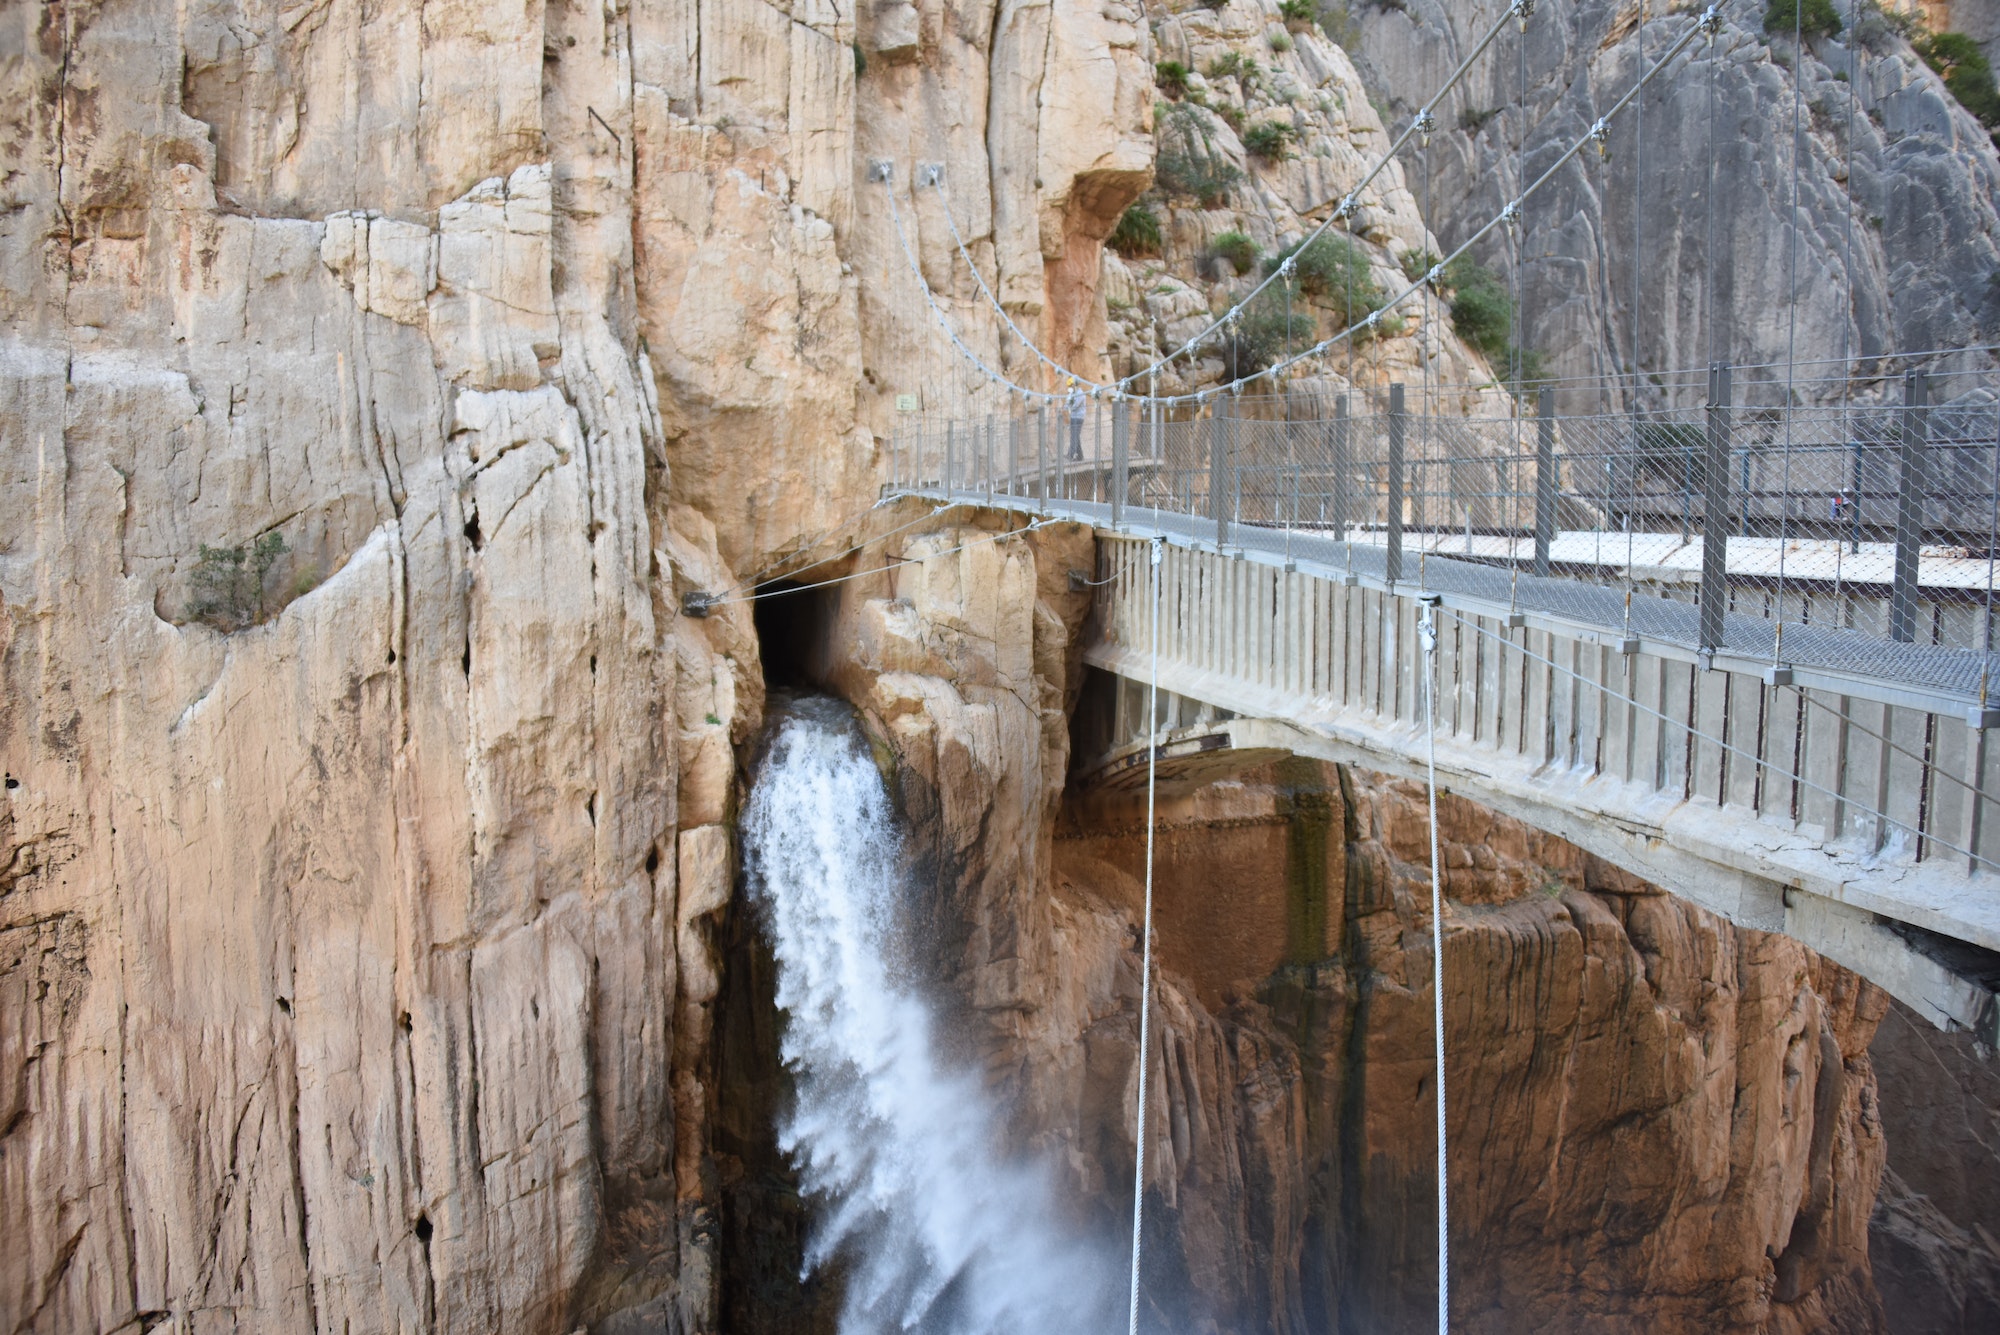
882 7 1718 409
911 7 1525 398
1418 595 1450 1335
1126 536 1164 1335
1776 0 1806 664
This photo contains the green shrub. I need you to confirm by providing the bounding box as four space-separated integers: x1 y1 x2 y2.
1206 51 1259 87
1763 0 1842 40
1156 103 1245 206
1266 233 1381 323
1400 248 1440 283
1109 202 1163 257
185 530 290 631
1279 0 1316 27
1219 290 1317 379
1268 30 1295 53
1917 31 2000 133
1196 0 1227 10
1155 60 1190 99
1209 230 1262 275
1443 255 1512 360
1241 119 1296 160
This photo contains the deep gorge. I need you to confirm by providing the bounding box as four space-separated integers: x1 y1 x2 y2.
4 0 2000 1331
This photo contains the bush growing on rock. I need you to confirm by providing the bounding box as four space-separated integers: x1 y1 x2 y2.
1443 255 1511 359
1242 119 1296 160
185 531 291 631
1219 291 1317 378
1763 0 1842 40
1279 0 1316 30
1155 60 1190 99
1917 31 2000 139
1268 30 1294 53
1156 103 1245 206
1209 230 1262 275
1110 202 1164 257
1206 51 1260 89
1267 234 1381 323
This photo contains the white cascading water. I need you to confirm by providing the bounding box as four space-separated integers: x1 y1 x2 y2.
743 699 1115 1334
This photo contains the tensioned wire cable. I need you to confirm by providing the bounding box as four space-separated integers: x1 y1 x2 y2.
909 4 1527 399
1125 537 1163 1335
705 517 1055 606
884 5 1720 409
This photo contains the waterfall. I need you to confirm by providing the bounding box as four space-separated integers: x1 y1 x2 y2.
743 699 1114 1334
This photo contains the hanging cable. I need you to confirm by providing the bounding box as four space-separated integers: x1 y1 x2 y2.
1775 0 1807 665
706 517 1051 606
1417 594 1451 1335
882 6 1718 409
1126 536 1164 1335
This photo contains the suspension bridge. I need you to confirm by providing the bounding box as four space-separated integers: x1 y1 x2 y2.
844 2 2000 1325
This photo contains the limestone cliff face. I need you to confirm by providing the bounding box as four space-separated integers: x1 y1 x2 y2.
813 517 1889 1334
0 0 1160 1323
2 0 1991 1331
1345 0 2000 397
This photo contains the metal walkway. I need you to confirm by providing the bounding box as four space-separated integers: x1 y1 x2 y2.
909 485 2000 1041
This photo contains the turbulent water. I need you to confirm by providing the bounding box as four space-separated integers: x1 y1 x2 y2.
743 699 1115 1334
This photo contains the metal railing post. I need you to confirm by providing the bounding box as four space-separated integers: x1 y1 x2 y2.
1891 368 1930 643
1112 399 1129 525
1211 398 1230 549
1534 386 1556 577
1387 383 1406 584
944 421 955 496
984 414 995 501
1700 363 1733 652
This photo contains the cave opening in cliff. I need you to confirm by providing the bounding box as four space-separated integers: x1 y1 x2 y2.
752 580 837 690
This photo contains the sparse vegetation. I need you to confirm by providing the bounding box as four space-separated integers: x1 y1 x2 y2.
1441 256 1547 388
1242 119 1297 161
1219 290 1317 379
1266 234 1381 324
1109 201 1164 257
184 530 292 631
1209 230 1263 276
1763 0 1843 41
1196 0 1227 10
1917 31 2000 140
1442 255 1512 360
1400 248 1440 283
1155 60 1191 99
1279 0 1316 29
1268 30 1295 54
1459 106 1501 134
1206 51 1260 88
1156 104 1245 206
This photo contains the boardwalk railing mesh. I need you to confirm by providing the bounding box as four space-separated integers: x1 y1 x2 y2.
890 365 2000 703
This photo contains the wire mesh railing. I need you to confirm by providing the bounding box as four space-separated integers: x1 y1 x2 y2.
889 364 2000 704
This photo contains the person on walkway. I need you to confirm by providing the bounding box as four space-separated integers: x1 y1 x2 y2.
1066 378 1086 460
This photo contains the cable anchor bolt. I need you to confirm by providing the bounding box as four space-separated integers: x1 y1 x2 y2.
1698 5 1722 41
1417 593 1441 652
868 159 893 183
1590 118 1610 157
681 590 718 618
1510 0 1535 31
1414 109 1437 144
